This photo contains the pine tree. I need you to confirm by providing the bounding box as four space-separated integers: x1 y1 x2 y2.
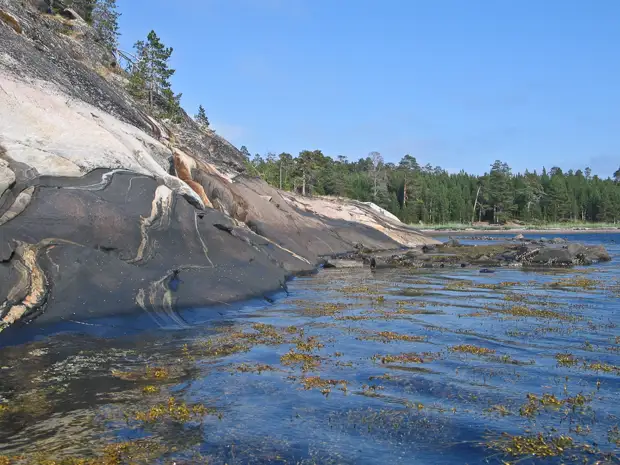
195 105 210 128
130 31 175 111
92 0 120 52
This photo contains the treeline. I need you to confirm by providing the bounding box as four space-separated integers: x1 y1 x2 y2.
45 2 620 225
245 150 620 225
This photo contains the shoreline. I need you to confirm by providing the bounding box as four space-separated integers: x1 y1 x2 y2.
424 228 620 237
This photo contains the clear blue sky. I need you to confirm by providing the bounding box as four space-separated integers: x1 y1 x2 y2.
117 0 620 176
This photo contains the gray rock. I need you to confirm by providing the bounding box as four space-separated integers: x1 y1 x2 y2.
528 248 575 265
584 245 611 263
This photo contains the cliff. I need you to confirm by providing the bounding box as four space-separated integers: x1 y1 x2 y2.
0 0 437 334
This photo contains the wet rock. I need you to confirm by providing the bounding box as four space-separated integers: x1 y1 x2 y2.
480 268 495 273
549 237 567 244
444 238 462 247
514 233 525 240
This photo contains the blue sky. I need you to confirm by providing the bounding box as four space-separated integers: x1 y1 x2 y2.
117 0 620 176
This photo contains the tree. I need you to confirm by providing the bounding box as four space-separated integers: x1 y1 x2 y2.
130 31 175 111
487 160 515 223
92 0 120 51
614 166 620 183
195 105 209 129
368 151 384 202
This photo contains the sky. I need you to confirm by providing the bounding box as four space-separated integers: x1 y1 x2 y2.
117 0 620 176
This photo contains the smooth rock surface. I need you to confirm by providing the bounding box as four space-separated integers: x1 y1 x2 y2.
0 0 437 335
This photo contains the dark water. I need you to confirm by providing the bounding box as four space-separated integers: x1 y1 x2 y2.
0 233 619 464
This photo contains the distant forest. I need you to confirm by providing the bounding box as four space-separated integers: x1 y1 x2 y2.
243 149 620 225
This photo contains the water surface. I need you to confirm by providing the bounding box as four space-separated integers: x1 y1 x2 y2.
1 233 619 464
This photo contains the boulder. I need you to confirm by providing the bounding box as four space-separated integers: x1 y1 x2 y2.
528 248 575 265
584 245 611 263
549 237 567 244
444 238 462 247
514 233 525 240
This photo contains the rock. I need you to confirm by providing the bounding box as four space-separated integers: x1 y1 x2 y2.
549 237 567 244
0 10 21 34
584 245 611 263
444 238 462 247
422 244 437 253
528 248 575 265
323 259 364 269
0 158 16 199
514 233 525 240
567 243 586 257
539 237 548 243
480 268 495 273
60 8 83 21
213 223 234 234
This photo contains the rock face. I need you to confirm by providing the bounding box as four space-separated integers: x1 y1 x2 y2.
0 0 437 334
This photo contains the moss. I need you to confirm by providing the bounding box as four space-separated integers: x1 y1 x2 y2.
231 363 277 374
133 397 220 423
142 385 160 395
519 392 592 417
359 331 426 343
586 361 620 375
294 336 324 352
484 404 512 416
301 376 347 396
497 304 578 321
0 10 22 34
0 439 168 465
280 350 321 371
555 353 579 367
549 277 599 290
486 432 575 458
372 352 426 364
449 344 495 356
111 365 171 381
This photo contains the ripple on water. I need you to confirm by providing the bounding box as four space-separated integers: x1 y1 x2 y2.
0 233 619 464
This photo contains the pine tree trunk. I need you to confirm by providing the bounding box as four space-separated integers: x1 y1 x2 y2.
302 171 306 196
279 162 282 190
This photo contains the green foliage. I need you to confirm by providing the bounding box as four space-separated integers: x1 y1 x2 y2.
195 104 209 128
244 152 620 225
92 0 120 51
127 30 177 117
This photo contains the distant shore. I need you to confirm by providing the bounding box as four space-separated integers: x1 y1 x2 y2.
424 227 620 237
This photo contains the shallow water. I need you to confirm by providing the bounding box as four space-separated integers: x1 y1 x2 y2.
1 233 619 464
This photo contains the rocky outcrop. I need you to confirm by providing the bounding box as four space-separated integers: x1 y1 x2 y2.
0 0 436 334
327 241 611 269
